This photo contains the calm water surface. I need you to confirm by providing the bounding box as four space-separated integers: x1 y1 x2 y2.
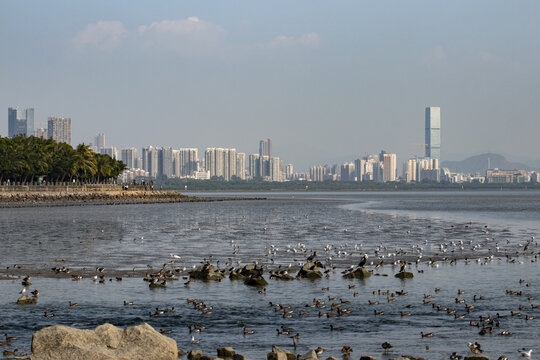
0 191 539 359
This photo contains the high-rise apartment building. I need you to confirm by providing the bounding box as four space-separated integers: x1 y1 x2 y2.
158 147 174 178
425 107 441 160
142 146 158 178
248 154 260 178
100 146 118 160
179 148 198 176
383 153 397 182
269 157 281 182
121 147 138 169
236 153 246 180
340 162 355 181
47 116 72 145
8 107 34 138
259 138 272 157
205 148 239 181
354 159 366 182
94 133 106 152
404 158 417 183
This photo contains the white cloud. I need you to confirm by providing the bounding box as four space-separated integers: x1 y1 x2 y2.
73 21 127 51
265 32 320 49
137 16 226 56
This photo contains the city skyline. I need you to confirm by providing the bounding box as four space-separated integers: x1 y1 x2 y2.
1 1 539 170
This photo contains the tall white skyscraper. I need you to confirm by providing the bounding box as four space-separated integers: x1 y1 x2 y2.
47 116 72 145
205 148 238 181
383 153 397 182
142 146 158 178
425 107 441 160
100 146 118 160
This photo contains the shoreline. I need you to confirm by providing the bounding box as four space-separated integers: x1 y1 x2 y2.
0 186 266 208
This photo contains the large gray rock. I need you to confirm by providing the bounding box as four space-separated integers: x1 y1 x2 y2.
17 295 37 304
217 347 235 357
188 350 203 360
296 262 323 280
190 264 224 281
268 346 295 360
343 268 371 279
31 323 178 360
298 350 319 360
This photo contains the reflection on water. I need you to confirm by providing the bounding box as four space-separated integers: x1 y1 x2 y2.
0 191 539 358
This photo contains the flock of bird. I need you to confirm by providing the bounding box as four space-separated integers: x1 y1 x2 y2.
2 218 539 358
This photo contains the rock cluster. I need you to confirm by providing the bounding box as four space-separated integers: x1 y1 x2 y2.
343 267 372 279
190 263 225 281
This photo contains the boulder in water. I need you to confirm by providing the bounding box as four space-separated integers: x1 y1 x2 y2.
31 323 178 360
343 268 371 279
17 295 37 304
296 262 323 280
395 272 414 279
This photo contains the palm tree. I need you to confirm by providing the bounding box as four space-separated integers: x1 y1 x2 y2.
71 144 97 181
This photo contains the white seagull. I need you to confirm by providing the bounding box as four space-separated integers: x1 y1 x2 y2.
519 349 533 358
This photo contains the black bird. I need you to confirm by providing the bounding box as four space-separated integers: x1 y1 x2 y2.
382 341 393 352
358 254 368 268
307 251 317 261
399 262 407 273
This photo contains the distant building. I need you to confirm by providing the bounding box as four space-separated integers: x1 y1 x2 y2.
248 154 260 178
100 146 118 160
94 133 106 152
179 148 199 176
34 126 47 139
486 168 528 184
121 148 138 169
310 166 325 182
142 146 159 178
286 164 294 180
383 153 397 182
425 107 441 160
236 152 246 180
340 162 355 181
269 157 281 181
404 158 417 183
354 159 366 183
205 148 239 181
259 138 272 157
47 116 72 145
8 107 34 138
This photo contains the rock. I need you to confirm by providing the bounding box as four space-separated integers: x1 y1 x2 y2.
178 349 186 356
267 353 287 360
270 346 296 360
31 323 178 360
188 350 203 360
343 268 372 279
17 295 37 304
325 357 339 360
298 350 319 360
244 276 268 286
394 272 414 279
296 262 323 279
189 264 224 281
217 347 235 357
464 356 489 360
232 355 248 360
359 356 377 360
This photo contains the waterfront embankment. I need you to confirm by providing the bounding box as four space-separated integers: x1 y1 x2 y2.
0 184 263 207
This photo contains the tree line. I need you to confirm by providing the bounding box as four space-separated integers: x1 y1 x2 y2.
0 135 126 183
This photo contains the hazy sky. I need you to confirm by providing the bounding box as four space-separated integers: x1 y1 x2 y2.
1 1 539 170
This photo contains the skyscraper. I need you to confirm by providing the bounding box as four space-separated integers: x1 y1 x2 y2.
47 116 72 145
121 147 138 169
94 133 106 152
425 107 441 160
383 153 397 182
8 107 34 138
259 138 272 157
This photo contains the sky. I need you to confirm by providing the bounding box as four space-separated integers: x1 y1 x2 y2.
1 1 539 170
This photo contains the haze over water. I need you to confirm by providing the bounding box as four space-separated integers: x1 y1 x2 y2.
1 191 539 358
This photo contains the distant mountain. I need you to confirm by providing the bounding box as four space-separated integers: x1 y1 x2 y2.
441 153 535 174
